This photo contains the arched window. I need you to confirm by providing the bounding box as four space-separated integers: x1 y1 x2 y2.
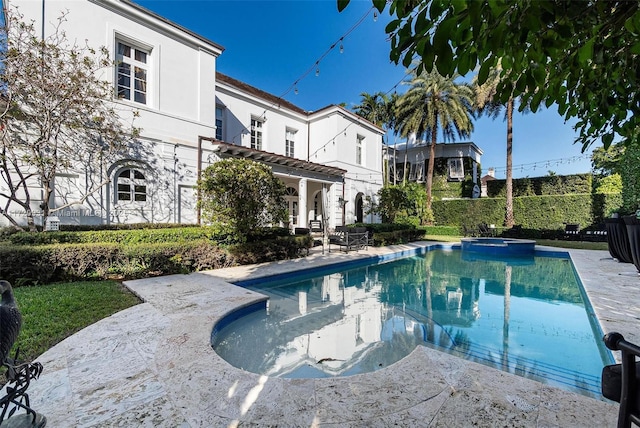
117 169 147 202
285 187 298 196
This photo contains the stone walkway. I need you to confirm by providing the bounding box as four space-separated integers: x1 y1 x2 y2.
20 243 640 427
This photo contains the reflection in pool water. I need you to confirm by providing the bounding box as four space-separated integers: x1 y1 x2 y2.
211 249 612 397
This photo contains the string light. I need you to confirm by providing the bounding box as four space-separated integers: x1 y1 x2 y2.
487 154 592 176
228 7 374 143
373 11 378 22
278 6 375 98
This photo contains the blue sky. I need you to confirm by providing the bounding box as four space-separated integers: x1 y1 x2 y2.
136 0 596 179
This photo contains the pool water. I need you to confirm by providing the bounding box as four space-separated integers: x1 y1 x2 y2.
211 248 612 397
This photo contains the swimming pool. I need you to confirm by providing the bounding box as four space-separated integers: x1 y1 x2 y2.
211 247 613 397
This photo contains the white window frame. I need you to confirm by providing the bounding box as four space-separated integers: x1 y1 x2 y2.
251 117 264 150
115 39 150 105
116 168 147 202
356 135 365 165
286 129 296 157
448 158 465 180
215 106 224 141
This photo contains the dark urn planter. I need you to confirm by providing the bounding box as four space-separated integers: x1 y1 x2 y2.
623 215 640 272
606 217 633 264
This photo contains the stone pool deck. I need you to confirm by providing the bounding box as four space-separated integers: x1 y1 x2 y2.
22 243 639 427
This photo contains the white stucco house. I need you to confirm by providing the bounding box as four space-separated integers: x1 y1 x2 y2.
387 134 483 197
2 0 385 231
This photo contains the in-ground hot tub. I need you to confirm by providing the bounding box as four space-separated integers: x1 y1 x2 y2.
460 237 536 256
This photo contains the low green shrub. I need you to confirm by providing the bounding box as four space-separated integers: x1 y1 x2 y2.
0 244 58 286
8 227 217 246
1 234 312 285
229 235 312 265
419 226 461 236
372 229 426 246
58 222 195 231
6 225 293 247
350 223 416 232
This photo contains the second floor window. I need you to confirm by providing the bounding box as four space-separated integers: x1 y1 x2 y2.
286 129 296 157
215 106 224 140
117 169 147 202
251 118 263 150
116 41 149 105
448 158 464 180
356 135 364 165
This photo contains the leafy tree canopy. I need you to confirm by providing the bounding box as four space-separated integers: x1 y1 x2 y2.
338 0 640 150
0 9 139 230
198 158 288 240
591 142 625 176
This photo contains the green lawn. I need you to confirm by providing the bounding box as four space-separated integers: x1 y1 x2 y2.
534 239 608 250
12 281 141 362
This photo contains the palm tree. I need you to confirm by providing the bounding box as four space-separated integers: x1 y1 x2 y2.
353 91 390 128
475 64 524 228
395 70 475 210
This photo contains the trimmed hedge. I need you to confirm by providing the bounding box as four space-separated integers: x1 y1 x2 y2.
350 223 415 232
372 229 427 246
419 225 461 236
349 223 429 245
7 228 215 246
6 225 292 246
486 173 593 197
230 235 313 264
58 222 196 232
432 193 621 230
0 235 312 285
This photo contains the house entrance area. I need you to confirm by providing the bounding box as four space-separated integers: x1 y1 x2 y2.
285 187 299 226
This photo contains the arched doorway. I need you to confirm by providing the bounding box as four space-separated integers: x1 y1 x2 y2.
285 187 299 227
355 193 364 224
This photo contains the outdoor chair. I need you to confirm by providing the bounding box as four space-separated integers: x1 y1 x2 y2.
581 224 608 242
364 226 375 247
462 224 478 237
602 332 640 428
563 223 580 240
478 223 493 237
329 226 368 252
309 220 323 234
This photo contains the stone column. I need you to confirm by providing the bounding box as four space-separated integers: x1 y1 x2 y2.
298 178 307 228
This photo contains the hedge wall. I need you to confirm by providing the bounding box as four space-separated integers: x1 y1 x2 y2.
0 235 312 286
6 225 291 246
486 173 593 197
432 193 621 230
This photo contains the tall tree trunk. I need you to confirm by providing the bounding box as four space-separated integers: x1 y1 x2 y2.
426 126 437 211
505 98 515 227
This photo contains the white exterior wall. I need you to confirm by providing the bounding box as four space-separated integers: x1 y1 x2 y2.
215 85 309 159
2 0 385 230
14 0 220 146
3 0 222 227
215 81 384 229
309 109 383 224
